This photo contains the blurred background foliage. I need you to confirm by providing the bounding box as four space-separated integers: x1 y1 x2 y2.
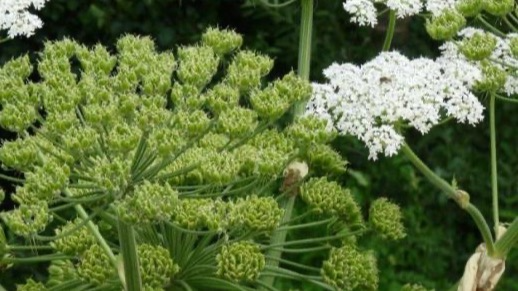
0 0 516 290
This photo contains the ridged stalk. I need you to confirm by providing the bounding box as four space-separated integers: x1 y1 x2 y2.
118 219 142 291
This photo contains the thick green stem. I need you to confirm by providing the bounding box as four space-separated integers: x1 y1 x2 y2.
259 196 296 289
400 143 495 255
292 0 313 117
489 94 500 237
382 10 396 51
117 219 142 291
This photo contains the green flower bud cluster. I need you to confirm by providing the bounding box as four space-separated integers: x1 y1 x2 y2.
21 160 70 203
16 279 46 291
459 32 497 61
0 138 39 171
1 201 52 237
177 45 219 89
228 195 284 233
369 198 406 240
202 27 243 56
138 244 179 289
76 244 115 285
301 177 364 226
216 241 265 282
198 133 230 149
456 0 483 17
483 0 514 16
76 44 117 77
83 156 131 194
51 219 96 255
304 144 347 175
149 127 186 158
204 83 241 113
287 116 336 147
117 181 179 224
321 244 378 291
250 72 312 121
174 198 229 230
106 123 142 155
173 109 211 138
47 260 78 287
476 61 507 92
225 51 274 93
61 125 100 157
426 10 466 40
199 151 242 185
216 107 258 138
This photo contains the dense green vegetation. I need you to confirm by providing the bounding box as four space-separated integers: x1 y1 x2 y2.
0 1 516 290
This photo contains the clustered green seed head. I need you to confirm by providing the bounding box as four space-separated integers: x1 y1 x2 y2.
216 241 265 282
76 244 115 285
301 177 364 227
321 244 378 291
51 219 96 255
476 61 508 92
174 198 229 230
304 144 347 175
1 201 52 237
459 32 497 61
483 0 514 16
228 195 284 233
250 72 312 121
202 27 243 55
16 279 46 291
117 181 179 224
47 260 78 287
286 116 336 147
425 10 466 40
456 0 483 17
138 244 179 289
369 198 406 240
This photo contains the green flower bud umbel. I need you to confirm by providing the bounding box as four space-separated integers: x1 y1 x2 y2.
425 10 466 40
369 198 406 240
459 32 497 61
16 279 46 291
202 27 243 55
77 244 115 285
301 177 364 227
216 241 265 282
483 0 514 16
228 195 284 233
476 61 507 92
321 244 378 291
456 0 483 17
138 244 179 289
51 218 97 255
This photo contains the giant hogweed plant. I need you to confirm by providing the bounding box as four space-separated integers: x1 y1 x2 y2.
0 25 406 290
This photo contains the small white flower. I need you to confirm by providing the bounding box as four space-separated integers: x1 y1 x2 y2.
0 0 50 38
306 51 484 160
425 0 458 16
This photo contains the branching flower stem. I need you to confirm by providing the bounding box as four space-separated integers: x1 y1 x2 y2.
400 144 496 256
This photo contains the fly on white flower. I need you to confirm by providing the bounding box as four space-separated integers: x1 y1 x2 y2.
305 51 484 160
0 0 50 38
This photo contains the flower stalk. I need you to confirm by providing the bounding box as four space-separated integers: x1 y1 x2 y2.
489 93 500 237
382 10 396 51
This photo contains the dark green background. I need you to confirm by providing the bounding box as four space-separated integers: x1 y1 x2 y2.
0 1 516 290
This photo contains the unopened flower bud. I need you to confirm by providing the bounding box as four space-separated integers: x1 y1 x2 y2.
459 32 497 61
483 0 514 16
216 241 265 282
202 27 243 55
77 244 115 285
321 244 378 291
426 10 466 40
51 219 96 255
369 198 406 240
475 61 507 92
138 244 179 289
16 279 46 290
228 195 284 233
456 0 483 17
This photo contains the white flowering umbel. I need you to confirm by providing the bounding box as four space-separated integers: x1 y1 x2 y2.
306 51 484 160
0 0 49 38
343 0 423 27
